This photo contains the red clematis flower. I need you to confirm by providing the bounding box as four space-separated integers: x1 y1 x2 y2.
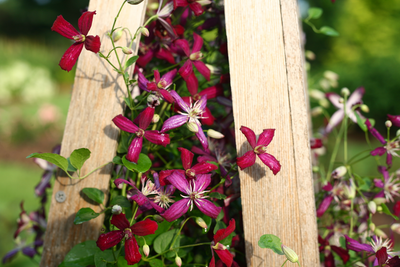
96 214 158 265
210 219 236 267
51 11 101 71
236 126 281 175
318 235 350 267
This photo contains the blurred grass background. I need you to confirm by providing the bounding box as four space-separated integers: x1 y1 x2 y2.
1 0 400 266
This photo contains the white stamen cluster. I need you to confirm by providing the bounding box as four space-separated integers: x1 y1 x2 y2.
181 180 209 211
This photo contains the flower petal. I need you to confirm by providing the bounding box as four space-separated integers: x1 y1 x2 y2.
376 247 388 266
112 115 139 133
192 162 218 176
59 43 84 72
347 87 365 107
316 195 333 217
214 219 236 243
35 171 53 196
162 198 190 222
131 218 158 236
178 147 194 170
167 171 190 193
374 178 384 188
326 92 342 109
258 153 281 175
195 198 221 219
366 119 386 144
184 72 199 96
170 90 190 113
194 174 212 192
179 59 193 79
128 188 148 206
240 126 257 148
192 33 203 53
193 60 210 81
189 2 204 16
256 129 275 147
236 151 256 170
137 48 154 67
96 230 124 250
161 69 177 86
161 115 188 132
345 235 374 253
201 107 215 126
331 245 350 263
2 248 19 264
127 137 143 163
387 153 393 167
199 84 224 99
214 249 233 267
144 131 170 146
195 123 209 151
175 39 191 57
84 35 101 53
371 147 386 156
137 70 150 91
388 114 400 128
111 213 130 230
139 107 155 130
51 15 80 40
157 17 177 39
155 47 176 64
114 178 135 189
124 237 142 265
325 109 344 134
78 11 96 36
378 165 390 181
158 89 175 103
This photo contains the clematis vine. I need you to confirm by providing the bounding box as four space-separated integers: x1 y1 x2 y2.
374 166 400 202
138 69 177 103
161 171 221 221
210 219 236 267
236 126 281 175
51 11 101 71
112 107 170 163
325 87 365 134
96 214 158 265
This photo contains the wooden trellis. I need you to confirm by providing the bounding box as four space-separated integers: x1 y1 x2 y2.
40 0 320 266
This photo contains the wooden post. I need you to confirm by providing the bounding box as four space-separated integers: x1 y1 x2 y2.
225 0 320 266
40 1 147 266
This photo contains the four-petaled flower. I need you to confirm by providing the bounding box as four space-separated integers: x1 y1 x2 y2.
236 126 281 175
161 171 221 221
96 214 158 265
374 166 400 202
210 219 236 267
51 11 101 71
113 107 170 163
138 69 177 103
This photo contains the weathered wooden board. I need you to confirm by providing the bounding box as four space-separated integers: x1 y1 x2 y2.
40 1 148 266
225 0 320 266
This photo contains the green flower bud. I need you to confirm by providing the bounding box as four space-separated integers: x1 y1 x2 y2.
386 120 392 128
140 27 149 37
368 201 376 214
175 256 182 267
153 215 164 223
187 122 199 133
361 104 369 113
305 50 315 60
207 129 224 139
341 87 350 97
331 166 347 179
152 114 160 124
112 29 123 42
281 245 299 263
374 228 387 238
126 0 145 5
122 47 133 55
195 217 208 229
143 244 150 257
111 205 122 214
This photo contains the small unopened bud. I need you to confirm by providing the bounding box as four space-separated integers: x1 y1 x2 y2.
152 114 160 124
391 223 400 234
112 29 123 42
309 89 325 100
140 27 149 37
373 198 387 205
195 217 208 229
319 98 329 108
175 256 182 267
377 206 383 213
319 79 330 90
374 228 388 238
122 47 133 55
344 179 356 199
339 97 344 104
385 120 392 128
143 244 150 257
205 64 221 75
281 245 299 263
311 106 323 117
305 50 315 60
111 205 122 214
396 130 400 140
312 166 319 173
207 129 224 139
126 0 145 5
153 215 164 223
332 166 347 179
369 222 376 232
368 201 377 214
361 104 369 113
354 262 367 267
324 70 339 81
187 122 199 133
341 87 350 97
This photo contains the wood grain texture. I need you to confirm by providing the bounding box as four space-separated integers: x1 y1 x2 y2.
225 0 319 266
40 1 147 266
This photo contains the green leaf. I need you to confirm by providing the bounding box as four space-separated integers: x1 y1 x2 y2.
381 203 399 220
308 7 323 19
369 118 376 128
70 148 91 170
258 234 284 255
216 206 224 221
122 154 152 173
117 131 131 154
67 158 78 172
213 221 226 234
149 259 163 267
113 156 123 165
124 97 133 110
201 28 218 42
94 250 114 267
74 208 100 224
125 56 139 70
145 220 174 245
319 26 339 37
61 240 101 266
208 192 227 200
117 256 138 267
110 195 132 208
154 229 178 254
355 112 367 132
339 236 346 249
27 152 68 172
82 188 104 204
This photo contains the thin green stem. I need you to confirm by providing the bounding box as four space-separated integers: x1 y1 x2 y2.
343 94 348 164
112 248 119 267
326 120 346 182
297 262 302 267
170 217 194 249
144 242 211 261
347 149 371 165
130 205 139 225
349 200 354 237
80 161 112 179
280 259 288 267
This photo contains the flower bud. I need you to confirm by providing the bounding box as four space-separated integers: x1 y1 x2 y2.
397 130 400 140
195 217 208 229
331 166 347 179
391 223 400 234
187 122 199 133
175 256 182 267
281 245 299 263
354 262 367 267
205 64 221 75
373 197 387 205
344 179 356 199
339 97 344 104
374 228 388 238
385 120 392 128
126 0 145 5
112 29 123 42
312 166 319 173
319 98 329 108
377 206 383 213
152 114 160 124
368 201 377 214
324 70 339 81
111 205 122 214
122 47 133 55
305 50 315 60
309 89 325 100
369 222 376 232
143 244 150 257
361 104 369 113
341 87 350 97
140 27 149 37
207 129 224 139
311 107 323 117
153 215 164 223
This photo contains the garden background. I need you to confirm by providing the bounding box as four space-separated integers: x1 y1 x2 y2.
1 0 399 266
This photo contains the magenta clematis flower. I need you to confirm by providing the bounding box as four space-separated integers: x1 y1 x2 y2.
96 214 158 265
51 11 101 71
161 171 221 221
388 114 400 128
210 219 236 267
366 119 400 166
138 69 177 103
325 87 365 134
113 107 170 163
173 0 211 16
33 145 60 196
374 166 400 203
236 126 281 175
175 33 210 86
318 235 350 266
159 147 218 185
345 235 398 266
161 90 209 150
